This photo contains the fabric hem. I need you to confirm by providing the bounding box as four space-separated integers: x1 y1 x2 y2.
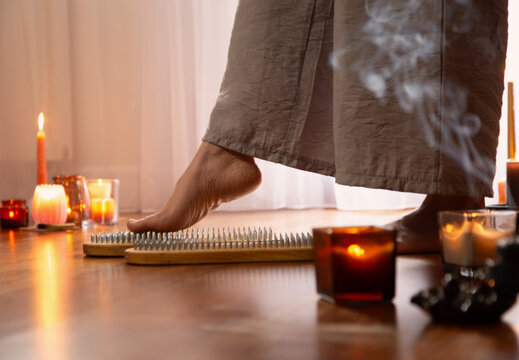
203 134 336 177
203 134 492 197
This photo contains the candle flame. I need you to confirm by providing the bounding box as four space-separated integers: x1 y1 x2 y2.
38 113 45 131
98 179 103 186
9 211 14 218
347 244 365 257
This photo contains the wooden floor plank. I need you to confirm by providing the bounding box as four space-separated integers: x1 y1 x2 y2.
1 209 518 360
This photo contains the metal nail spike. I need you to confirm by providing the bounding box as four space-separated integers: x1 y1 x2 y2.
93 227 312 254
160 237 165 251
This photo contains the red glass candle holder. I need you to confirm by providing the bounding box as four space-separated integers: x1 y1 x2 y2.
313 226 396 304
0 199 29 229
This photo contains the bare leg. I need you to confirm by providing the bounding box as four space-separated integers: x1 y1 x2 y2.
127 141 262 233
393 194 484 254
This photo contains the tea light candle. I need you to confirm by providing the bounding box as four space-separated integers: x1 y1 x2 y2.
313 226 396 304
440 211 516 268
36 113 48 185
32 185 68 225
91 198 115 224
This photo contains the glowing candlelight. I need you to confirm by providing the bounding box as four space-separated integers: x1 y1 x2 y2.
86 178 119 224
439 211 516 268
313 226 396 303
36 113 48 185
0 200 29 229
91 198 115 223
32 185 68 225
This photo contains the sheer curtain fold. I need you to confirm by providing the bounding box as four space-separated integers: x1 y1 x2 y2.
1 0 513 211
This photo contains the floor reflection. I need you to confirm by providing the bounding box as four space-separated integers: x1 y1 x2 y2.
316 300 397 359
200 262 314 290
8 230 15 255
34 239 66 360
411 321 518 358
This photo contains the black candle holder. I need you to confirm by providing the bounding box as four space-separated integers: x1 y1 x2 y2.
411 239 519 323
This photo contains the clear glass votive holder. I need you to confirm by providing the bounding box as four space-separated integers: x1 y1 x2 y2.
53 175 91 226
313 226 396 304
86 179 119 225
438 210 516 276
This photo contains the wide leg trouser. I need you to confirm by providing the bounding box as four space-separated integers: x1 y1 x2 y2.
203 0 508 196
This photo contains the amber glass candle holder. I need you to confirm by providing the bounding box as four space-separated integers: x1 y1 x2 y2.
313 226 396 304
86 179 119 225
0 200 29 229
53 175 91 226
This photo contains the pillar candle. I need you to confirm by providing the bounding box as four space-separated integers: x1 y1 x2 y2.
36 113 48 185
32 185 67 225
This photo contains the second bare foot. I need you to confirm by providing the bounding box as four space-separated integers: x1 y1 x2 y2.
390 195 484 254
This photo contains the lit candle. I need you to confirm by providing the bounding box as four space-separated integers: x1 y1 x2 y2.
36 113 48 185
440 211 516 268
32 185 68 225
0 200 29 229
91 198 115 224
87 179 116 224
313 226 396 304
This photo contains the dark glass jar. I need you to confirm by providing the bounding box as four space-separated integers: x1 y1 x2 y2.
313 226 396 304
53 175 91 225
0 199 29 229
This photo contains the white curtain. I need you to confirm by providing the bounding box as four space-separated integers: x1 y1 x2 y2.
0 0 516 212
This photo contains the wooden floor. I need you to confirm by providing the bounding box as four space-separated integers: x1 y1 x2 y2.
1 209 519 360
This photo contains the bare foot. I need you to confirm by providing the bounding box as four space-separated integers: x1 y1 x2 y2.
127 141 262 233
391 195 484 254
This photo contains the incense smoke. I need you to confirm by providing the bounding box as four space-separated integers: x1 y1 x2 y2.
332 0 498 193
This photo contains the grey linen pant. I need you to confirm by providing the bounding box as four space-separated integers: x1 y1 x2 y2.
203 0 508 197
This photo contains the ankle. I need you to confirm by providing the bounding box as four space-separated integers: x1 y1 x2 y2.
200 141 254 162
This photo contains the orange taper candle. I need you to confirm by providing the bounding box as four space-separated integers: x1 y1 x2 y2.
36 113 48 185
